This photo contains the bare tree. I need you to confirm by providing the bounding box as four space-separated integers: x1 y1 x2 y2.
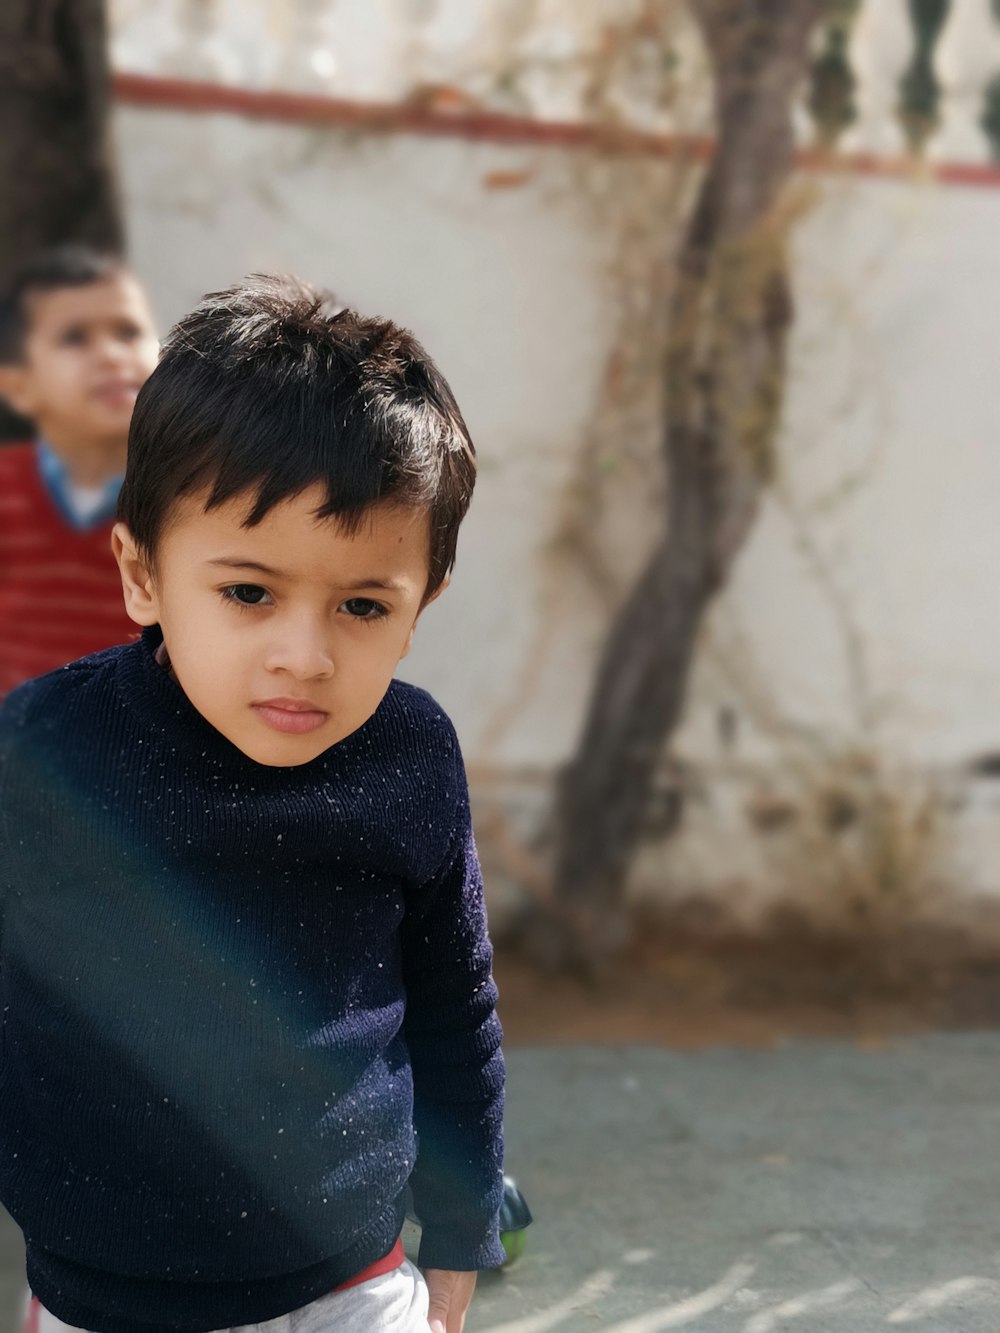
0 0 122 437
542 0 828 966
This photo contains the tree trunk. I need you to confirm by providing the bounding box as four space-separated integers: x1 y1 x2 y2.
543 0 828 967
0 0 122 438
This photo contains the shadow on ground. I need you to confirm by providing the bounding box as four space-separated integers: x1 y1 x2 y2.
3 1036 1000 1332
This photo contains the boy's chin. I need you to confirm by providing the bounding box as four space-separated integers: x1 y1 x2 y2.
221 715 354 767
232 733 333 768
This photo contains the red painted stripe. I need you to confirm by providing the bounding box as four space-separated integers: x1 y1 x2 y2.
111 71 1000 189
112 71 708 157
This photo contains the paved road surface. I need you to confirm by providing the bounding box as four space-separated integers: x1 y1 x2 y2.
2 1036 999 1331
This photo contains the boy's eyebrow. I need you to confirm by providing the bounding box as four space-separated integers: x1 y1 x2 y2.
205 557 407 591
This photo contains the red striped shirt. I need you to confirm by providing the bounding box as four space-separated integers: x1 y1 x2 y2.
0 444 136 697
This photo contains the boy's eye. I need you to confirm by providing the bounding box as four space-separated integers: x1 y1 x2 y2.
116 321 142 342
223 584 272 607
59 326 88 348
341 598 387 620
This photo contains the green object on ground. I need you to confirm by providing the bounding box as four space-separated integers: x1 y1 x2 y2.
500 1228 527 1266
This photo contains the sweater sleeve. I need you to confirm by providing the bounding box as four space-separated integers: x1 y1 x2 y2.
0 685 33 950
399 739 505 1272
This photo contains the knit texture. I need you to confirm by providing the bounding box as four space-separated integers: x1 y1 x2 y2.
0 628 505 1333
0 444 135 696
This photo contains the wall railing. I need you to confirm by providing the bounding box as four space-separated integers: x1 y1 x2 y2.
108 1 1000 172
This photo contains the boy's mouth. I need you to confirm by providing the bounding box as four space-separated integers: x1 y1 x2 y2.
91 380 141 408
252 697 330 735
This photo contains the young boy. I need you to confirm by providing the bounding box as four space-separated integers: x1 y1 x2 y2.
0 277 505 1333
0 247 159 696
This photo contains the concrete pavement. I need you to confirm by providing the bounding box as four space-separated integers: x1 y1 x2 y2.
470 1038 1000 1331
3 1035 1000 1331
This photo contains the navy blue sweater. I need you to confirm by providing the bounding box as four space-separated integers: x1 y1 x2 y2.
0 628 505 1333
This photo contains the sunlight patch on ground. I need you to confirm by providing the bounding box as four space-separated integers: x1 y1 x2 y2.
598 1260 759 1333
742 1279 862 1332
477 1269 618 1333
886 1276 1000 1323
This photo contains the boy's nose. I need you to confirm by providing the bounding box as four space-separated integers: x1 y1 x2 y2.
96 335 129 365
263 631 335 681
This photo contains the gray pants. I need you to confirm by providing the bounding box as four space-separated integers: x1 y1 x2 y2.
26 1261 431 1333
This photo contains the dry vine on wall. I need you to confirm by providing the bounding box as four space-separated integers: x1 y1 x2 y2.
518 0 830 968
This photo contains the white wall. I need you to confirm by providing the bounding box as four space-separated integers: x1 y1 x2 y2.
691 175 1000 769
115 100 1000 919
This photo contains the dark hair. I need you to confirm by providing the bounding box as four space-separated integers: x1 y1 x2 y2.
118 275 476 597
0 245 127 363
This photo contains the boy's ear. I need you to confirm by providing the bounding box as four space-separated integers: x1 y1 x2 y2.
399 575 450 660
0 365 33 418
112 523 160 627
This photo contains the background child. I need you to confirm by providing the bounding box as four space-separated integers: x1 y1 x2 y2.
0 246 158 695
0 276 505 1333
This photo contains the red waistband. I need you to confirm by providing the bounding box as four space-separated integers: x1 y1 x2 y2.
24 1237 407 1328
332 1236 406 1292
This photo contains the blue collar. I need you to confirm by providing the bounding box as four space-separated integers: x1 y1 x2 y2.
36 440 123 532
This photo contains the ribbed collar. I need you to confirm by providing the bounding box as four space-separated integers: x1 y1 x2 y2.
114 626 353 776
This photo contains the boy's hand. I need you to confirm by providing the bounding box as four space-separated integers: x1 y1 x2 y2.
424 1268 477 1333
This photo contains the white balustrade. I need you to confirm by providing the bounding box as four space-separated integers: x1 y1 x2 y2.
928 0 1000 163
102 0 1000 167
497 0 607 123
453 0 538 113
792 29 822 149
607 27 676 133
107 0 170 75
601 1 704 137
516 23 588 121
157 0 243 84
668 2 717 141
269 0 339 92
839 0 912 157
383 0 437 96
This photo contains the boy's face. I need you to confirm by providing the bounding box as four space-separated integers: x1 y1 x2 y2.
114 487 440 767
0 274 158 447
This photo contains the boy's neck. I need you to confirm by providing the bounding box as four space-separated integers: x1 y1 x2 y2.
37 430 127 488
